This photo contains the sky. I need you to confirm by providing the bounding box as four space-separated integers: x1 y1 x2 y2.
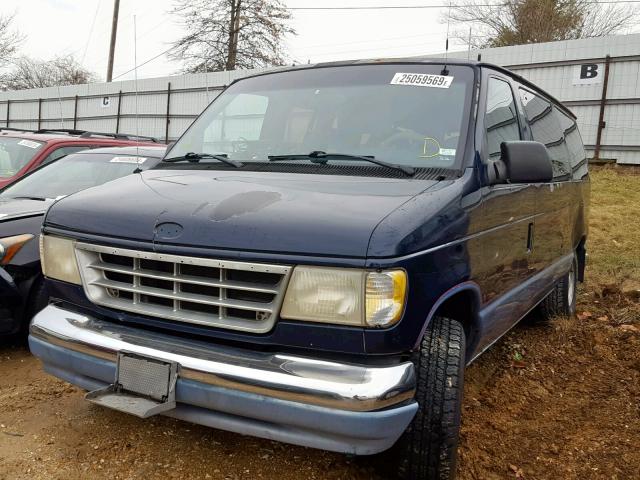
1 0 463 82
3 0 637 82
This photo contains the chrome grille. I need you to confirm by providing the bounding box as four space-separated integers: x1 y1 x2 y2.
75 242 291 333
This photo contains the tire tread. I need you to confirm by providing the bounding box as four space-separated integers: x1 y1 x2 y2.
396 316 465 480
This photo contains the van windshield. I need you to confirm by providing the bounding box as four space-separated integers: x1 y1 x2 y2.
0 152 156 200
0 137 45 178
169 64 474 170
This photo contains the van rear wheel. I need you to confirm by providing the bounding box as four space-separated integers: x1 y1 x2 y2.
539 255 578 319
394 316 465 480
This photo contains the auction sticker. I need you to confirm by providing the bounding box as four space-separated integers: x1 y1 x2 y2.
110 156 146 164
17 139 41 149
439 148 456 156
390 73 453 88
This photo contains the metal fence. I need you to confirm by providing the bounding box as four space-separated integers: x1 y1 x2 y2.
437 33 640 164
0 68 273 142
0 33 638 163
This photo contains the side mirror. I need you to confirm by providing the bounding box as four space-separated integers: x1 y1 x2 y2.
501 141 553 183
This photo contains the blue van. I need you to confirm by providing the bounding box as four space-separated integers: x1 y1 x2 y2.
29 60 589 479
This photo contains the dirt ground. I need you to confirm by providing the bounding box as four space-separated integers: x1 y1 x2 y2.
1 168 639 480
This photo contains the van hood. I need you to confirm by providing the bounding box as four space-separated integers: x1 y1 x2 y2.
0 197 52 222
44 170 439 258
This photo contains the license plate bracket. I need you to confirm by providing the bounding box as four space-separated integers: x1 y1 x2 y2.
85 352 178 418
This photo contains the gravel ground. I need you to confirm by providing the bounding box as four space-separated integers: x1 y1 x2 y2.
1 292 638 480
1 168 639 480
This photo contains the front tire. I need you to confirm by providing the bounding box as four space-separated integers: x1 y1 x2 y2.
539 255 578 319
20 276 49 335
395 316 466 480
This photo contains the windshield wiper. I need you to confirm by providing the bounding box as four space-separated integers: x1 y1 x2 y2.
268 151 415 176
10 195 48 201
163 152 244 168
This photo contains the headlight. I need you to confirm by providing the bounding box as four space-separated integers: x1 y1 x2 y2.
39 235 81 285
281 266 407 328
0 234 34 265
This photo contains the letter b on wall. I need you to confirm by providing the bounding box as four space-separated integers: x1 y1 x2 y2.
573 63 602 85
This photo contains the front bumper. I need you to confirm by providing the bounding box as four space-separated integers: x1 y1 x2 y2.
29 305 418 454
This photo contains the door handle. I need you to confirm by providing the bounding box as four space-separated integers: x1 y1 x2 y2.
526 222 534 253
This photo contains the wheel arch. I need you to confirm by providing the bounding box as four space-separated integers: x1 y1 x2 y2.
415 281 483 361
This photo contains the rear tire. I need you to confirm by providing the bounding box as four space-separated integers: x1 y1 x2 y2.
539 255 577 319
394 316 466 480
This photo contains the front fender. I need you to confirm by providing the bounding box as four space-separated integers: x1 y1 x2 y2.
0 267 20 306
413 281 483 358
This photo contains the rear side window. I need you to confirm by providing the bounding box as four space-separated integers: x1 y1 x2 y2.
518 89 571 180
554 108 587 180
485 78 520 159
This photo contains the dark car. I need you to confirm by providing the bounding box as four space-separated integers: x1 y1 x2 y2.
0 128 159 188
29 60 589 479
0 145 165 336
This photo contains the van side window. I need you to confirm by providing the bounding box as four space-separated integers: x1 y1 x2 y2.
485 78 520 159
554 107 588 180
518 89 571 180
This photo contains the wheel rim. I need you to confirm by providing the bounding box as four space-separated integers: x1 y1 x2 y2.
568 267 576 306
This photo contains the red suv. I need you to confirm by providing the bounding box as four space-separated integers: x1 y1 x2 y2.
0 128 161 188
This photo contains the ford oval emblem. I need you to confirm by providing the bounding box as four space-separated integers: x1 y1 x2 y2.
155 222 184 240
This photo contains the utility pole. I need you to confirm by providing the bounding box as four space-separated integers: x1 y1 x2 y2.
225 0 241 70
106 0 120 82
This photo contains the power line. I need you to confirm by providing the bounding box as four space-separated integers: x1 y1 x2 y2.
112 45 177 80
303 31 464 50
108 0 640 80
287 0 640 9
81 1 101 65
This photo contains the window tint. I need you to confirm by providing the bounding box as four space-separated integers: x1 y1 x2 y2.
485 78 520 159
519 89 571 180
41 145 90 165
554 108 587 180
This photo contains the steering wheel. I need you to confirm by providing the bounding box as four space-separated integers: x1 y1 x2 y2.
380 128 426 150
230 137 251 153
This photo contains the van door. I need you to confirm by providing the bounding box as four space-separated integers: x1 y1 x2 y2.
518 88 573 280
476 77 535 307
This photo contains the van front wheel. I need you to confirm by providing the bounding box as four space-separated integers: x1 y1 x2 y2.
394 316 465 480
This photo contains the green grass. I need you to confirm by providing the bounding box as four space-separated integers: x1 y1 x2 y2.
587 167 640 291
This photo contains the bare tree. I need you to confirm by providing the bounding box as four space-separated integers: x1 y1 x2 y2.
170 0 295 72
0 13 24 67
1 56 97 91
443 0 638 48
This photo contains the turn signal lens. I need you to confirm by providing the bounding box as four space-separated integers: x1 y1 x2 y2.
0 234 34 265
365 270 407 327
